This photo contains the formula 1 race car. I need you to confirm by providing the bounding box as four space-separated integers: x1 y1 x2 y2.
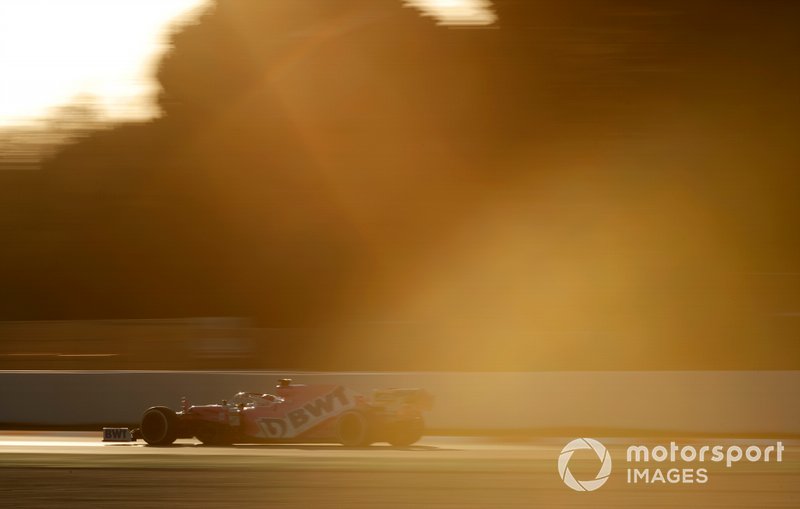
124 379 432 447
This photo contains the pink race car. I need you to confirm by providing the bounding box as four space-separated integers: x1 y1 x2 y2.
131 379 432 447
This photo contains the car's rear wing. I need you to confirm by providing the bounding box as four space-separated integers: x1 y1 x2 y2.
371 388 433 411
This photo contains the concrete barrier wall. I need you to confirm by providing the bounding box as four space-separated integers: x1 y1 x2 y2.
0 371 798 435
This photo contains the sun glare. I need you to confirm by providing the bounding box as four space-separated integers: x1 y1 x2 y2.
0 0 208 127
0 0 495 129
405 0 496 26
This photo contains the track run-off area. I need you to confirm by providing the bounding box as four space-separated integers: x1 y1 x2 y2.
0 433 798 508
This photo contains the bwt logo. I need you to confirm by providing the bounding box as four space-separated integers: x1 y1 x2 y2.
102 427 132 442
257 386 356 439
558 438 612 492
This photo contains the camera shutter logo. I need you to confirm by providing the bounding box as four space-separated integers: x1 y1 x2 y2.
558 438 612 491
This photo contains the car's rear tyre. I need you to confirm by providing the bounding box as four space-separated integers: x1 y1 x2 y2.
140 406 179 446
336 410 373 447
194 422 232 446
387 417 424 447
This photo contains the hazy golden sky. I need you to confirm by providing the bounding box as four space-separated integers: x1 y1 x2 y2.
0 0 797 370
0 0 211 126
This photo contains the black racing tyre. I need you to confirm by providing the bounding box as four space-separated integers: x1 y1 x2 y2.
387 417 425 447
336 410 373 447
140 406 179 446
194 421 233 446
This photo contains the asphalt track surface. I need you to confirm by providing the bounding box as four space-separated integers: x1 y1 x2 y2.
0 433 797 508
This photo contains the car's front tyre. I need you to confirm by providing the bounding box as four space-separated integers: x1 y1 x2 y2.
140 406 179 446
